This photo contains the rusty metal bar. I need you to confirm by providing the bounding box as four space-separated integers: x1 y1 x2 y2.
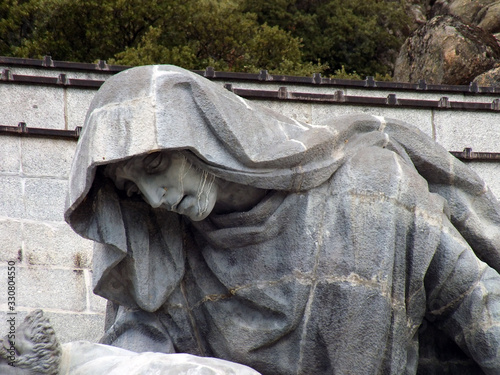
0 123 81 139
0 56 127 73
450 148 500 161
230 88 500 112
1 69 104 89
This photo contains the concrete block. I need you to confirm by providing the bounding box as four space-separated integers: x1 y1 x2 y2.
0 176 25 219
43 311 105 343
310 104 434 139
66 89 96 130
0 84 65 129
21 137 76 178
0 219 22 263
467 162 500 201
13 266 87 311
24 177 67 222
87 270 108 314
434 111 500 152
0 136 21 174
23 221 93 268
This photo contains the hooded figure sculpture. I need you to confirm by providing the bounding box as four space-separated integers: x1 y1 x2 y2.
65 65 500 375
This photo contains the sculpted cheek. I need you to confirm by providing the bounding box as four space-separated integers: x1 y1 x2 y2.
163 188 184 208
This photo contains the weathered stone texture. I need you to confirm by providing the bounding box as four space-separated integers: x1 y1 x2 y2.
432 0 500 33
86 270 108 314
310 104 434 138
66 89 97 129
473 66 500 87
23 221 93 268
434 110 500 152
470 162 500 200
45 312 105 343
0 219 22 262
15 266 87 311
394 15 500 84
0 85 65 129
0 176 25 219
0 136 21 174
24 178 68 221
21 138 75 178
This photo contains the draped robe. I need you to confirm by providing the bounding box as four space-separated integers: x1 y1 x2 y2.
65 65 500 374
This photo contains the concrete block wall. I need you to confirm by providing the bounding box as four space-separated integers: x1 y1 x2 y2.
0 133 106 343
1 59 500 345
0 64 112 343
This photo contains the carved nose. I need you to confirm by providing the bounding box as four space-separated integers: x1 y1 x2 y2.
137 182 163 208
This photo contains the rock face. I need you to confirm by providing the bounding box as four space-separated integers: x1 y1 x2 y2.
473 66 500 87
393 15 500 84
405 0 432 31
431 0 500 33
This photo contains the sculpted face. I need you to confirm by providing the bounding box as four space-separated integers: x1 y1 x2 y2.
108 151 219 221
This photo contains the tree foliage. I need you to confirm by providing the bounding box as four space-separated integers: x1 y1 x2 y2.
242 0 410 76
0 0 410 77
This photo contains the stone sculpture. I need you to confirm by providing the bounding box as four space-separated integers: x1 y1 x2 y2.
0 310 261 374
0 310 61 374
65 65 500 374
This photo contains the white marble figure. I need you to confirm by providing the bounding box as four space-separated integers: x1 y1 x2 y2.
0 310 261 375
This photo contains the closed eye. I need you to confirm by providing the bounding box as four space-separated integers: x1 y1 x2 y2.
144 152 164 174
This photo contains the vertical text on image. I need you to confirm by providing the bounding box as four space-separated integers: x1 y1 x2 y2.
6 260 16 366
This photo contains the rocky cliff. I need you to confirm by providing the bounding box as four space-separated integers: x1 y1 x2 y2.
395 0 500 85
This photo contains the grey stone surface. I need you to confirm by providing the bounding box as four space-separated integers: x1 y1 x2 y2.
434 110 500 152
0 85 65 129
87 271 108 314
23 221 93 268
64 65 500 374
66 89 97 130
44 311 106 344
0 176 25 219
15 267 87 311
0 219 22 262
0 136 21 174
24 178 68 221
21 138 75 178
310 104 434 138
257 100 312 124
467 162 500 200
